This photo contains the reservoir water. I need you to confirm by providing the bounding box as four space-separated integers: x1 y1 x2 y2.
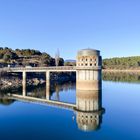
0 73 140 140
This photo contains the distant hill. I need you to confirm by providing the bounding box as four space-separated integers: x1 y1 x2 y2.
64 59 76 66
65 59 76 62
103 56 140 69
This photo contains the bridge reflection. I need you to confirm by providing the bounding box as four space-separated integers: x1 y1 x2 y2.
6 82 105 132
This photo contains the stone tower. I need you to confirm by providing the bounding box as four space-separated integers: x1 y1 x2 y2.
76 48 102 91
76 48 103 113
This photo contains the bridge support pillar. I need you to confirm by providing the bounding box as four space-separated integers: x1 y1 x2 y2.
22 71 26 96
46 71 50 100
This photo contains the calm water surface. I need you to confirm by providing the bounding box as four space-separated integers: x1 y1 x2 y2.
0 76 140 140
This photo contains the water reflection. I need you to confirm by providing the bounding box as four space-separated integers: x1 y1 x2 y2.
75 90 104 131
76 90 102 111
0 93 15 105
50 82 76 102
0 98 14 105
1 82 104 132
76 110 103 131
103 72 140 83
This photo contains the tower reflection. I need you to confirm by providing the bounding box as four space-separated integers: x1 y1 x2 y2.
75 90 104 132
76 110 103 131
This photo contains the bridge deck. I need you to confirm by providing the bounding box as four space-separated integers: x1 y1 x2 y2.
0 66 101 72
8 94 76 111
1 66 76 72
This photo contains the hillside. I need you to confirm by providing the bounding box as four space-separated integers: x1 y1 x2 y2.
0 47 64 67
103 56 140 70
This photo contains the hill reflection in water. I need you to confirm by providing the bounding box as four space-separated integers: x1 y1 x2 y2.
103 72 140 83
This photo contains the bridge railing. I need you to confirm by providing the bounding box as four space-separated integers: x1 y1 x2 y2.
0 66 76 71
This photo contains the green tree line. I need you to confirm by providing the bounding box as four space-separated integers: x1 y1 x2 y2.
103 56 140 69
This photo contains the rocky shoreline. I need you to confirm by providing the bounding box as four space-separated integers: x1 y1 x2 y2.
0 72 76 92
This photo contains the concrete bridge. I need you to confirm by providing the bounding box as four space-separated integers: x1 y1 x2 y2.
1 48 105 131
1 48 102 112
1 66 76 72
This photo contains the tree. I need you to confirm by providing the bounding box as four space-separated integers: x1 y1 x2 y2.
50 58 55 66
3 51 18 61
0 53 3 59
3 53 11 61
40 53 51 66
55 49 60 66
59 58 64 66
64 61 76 66
103 56 140 69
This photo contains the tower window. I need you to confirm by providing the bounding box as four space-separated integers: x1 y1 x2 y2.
90 63 92 66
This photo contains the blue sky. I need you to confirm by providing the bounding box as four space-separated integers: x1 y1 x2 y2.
0 0 140 60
